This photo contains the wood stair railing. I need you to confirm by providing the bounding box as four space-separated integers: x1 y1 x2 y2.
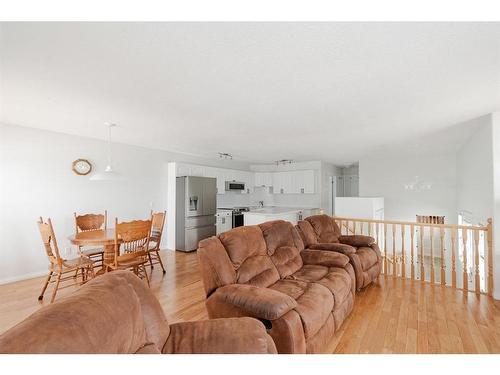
333 216 493 296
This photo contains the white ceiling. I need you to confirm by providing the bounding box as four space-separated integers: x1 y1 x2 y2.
1 22 499 164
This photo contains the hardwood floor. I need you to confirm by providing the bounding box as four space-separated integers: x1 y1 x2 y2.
1 250 500 353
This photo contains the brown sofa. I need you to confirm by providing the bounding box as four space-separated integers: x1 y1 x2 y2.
296 215 382 290
198 220 355 354
0 271 276 354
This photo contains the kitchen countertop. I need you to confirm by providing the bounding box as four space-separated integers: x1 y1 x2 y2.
244 207 320 216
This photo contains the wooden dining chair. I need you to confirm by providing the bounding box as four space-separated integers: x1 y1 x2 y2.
109 218 151 286
147 210 166 274
37 217 95 303
74 211 107 268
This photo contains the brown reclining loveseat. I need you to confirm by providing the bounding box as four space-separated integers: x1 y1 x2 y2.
296 215 382 290
0 271 276 354
198 220 356 354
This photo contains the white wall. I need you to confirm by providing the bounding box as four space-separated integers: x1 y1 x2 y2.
359 154 457 223
0 124 166 283
0 123 252 284
456 115 494 225
359 114 500 299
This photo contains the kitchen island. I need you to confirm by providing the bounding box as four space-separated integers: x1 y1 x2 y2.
243 207 321 226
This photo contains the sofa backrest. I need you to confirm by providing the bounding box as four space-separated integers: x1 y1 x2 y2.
219 225 281 288
305 214 341 243
198 221 311 296
198 236 237 296
0 271 170 354
259 220 304 278
198 225 281 296
296 220 318 247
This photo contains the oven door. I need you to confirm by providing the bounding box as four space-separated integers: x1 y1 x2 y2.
232 212 244 228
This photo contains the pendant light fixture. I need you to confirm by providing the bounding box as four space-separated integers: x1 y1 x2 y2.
90 123 124 181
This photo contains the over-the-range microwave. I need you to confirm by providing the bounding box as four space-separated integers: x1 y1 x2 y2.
225 181 245 191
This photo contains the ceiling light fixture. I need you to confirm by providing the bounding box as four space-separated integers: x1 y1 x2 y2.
403 144 432 192
90 123 124 181
218 152 233 160
404 175 432 192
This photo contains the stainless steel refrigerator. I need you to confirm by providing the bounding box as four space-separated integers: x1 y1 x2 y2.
175 176 217 252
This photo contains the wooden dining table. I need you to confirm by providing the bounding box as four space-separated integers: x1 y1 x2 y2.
68 229 121 272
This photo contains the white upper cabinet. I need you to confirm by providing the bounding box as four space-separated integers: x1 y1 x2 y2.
272 170 315 194
215 169 226 194
254 172 273 187
190 165 205 176
175 163 315 195
272 172 284 194
176 163 207 177
295 170 315 194
239 171 253 194
176 163 192 177
203 166 217 178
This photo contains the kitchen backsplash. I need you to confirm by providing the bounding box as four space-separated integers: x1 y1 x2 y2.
217 186 320 209
216 187 273 208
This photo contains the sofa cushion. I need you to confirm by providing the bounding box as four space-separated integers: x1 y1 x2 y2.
306 215 340 243
0 271 162 353
356 247 379 270
198 237 237 296
271 246 303 278
260 221 303 278
290 264 329 282
259 220 296 253
317 268 352 306
293 283 334 339
269 279 333 339
219 226 267 267
296 221 318 247
268 279 309 300
235 255 281 287
219 226 280 288
289 265 352 307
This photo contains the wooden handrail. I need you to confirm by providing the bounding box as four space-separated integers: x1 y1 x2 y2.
332 215 493 297
333 216 488 231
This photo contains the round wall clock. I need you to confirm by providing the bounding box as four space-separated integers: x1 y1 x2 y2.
72 159 92 176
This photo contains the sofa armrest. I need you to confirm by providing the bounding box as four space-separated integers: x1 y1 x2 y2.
208 284 297 321
300 249 350 268
308 242 356 255
163 317 277 354
338 235 375 247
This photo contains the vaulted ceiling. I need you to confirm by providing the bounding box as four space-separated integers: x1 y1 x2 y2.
1 22 499 164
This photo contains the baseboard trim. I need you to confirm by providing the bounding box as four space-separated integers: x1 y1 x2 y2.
0 270 47 285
